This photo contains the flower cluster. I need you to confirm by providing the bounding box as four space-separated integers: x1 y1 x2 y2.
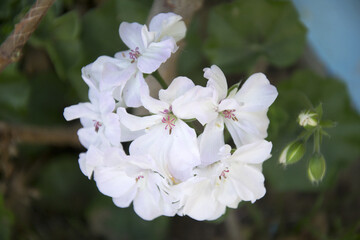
64 13 278 221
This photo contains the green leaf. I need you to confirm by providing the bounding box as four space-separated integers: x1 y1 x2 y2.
0 193 14 240
52 10 80 40
81 0 151 61
265 70 360 191
87 196 170 240
30 10 82 80
0 65 30 119
35 154 97 212
204 0 306 74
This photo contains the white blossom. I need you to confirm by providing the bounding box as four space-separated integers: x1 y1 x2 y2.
177 65 278 166
118 77 202 182
178 140 272 221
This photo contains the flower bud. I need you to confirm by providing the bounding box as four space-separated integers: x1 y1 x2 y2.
279 141 306 165
298 111 318 127
308 154 326 183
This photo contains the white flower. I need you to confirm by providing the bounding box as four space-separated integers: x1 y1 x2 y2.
298 111 318 127
179 65 277 166
78 145 124 179
94 153 179 220
178 140 272 221
81 56 134 94
149 12 187 42
63 88 140 148
108 13 186 107
115 13 186 73
118 77 202 182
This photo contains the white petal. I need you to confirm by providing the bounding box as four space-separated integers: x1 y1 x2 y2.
172 86 218 125
78 127 97 149
117 107 162 131
83 56 133 91
216 180 240 208
141 24 156 49
119 22 146 51
86 145 104 168
228 140 272 164
78 153 90 178
129 125 172 178
204 65 228 101
101 60 134 91
103 113 121 146
95 167 136 198
235 73 278 111
141 89 170 114
225 110 269 147
119 122 145 142
137 38 176 74
181 178 226 221
198 117 225 167
230 164 266 203
167 120 201 181
113 187 137 208
123 71 149 108
98 92 116 116
218 98 242 112
63 103 98 121
133 186 163 220
158 76 194 104
149 12 186 42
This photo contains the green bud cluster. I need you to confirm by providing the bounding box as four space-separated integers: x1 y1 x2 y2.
279 103 335 184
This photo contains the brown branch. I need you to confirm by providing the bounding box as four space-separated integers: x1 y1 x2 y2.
0 0 56 72
0 121 81 148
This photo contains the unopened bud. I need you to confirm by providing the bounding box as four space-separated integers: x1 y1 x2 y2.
279 141 306 165
298 111 318 127
308 154 326 183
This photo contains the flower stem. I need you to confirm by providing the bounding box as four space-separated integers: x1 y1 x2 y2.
153 70 168 89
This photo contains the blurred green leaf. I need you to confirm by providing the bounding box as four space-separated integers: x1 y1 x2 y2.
265 70 360 191
204 0 306 74
87 196 169 240
116 0 152 23
24 72 73 125
30 10 82 80
0 65 30 119
0 0 34 42
81 0 151 61
81 0 123 62
0 193 14 240
35 154 96 213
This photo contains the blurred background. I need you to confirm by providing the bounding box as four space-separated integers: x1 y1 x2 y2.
0 0 359 239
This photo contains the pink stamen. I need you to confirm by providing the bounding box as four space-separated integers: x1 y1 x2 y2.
129 47 140 63
223 109 238 121
162 116 176 134
161 106 172 115
93 121 102 132
136 175 144 182
219 168 229 180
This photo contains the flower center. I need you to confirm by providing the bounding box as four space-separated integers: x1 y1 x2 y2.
93 121 102 132
222 109 238 121
135 175 144 182
161 106 176 134
219 168 229 180
129 47 141 63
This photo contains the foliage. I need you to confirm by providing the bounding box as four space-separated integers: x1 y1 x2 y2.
204 0 306 74
0 0 359 239
265 71 360 191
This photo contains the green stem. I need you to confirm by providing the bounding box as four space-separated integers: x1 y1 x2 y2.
313 128 321 153
153 71 168 89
